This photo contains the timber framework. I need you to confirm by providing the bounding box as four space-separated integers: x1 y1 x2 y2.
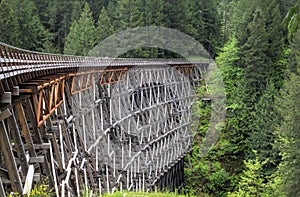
0 42 209 196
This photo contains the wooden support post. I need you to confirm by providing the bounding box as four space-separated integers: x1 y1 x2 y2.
0 178 6 197
0 120 23 193
49 133 64 172
6 112 29 173
14 103 37 157
22 165 34 195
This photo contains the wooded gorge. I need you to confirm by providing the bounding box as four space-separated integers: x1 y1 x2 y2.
0 0 299 196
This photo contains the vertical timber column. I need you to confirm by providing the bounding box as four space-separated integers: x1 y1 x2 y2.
0 111 23 194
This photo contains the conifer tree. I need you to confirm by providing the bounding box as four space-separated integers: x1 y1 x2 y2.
198 0 222 57
96 7 114 44
228 152 271 196
275 70 300 196
143 0 164 26
10 0 52 51
246 84 280 176
216 37 244 163
0 0 20 46
233 0 285 165
115 0 143 31
64 3 96 56
270 3 300 196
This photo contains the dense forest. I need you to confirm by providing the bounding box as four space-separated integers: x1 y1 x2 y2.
0 0 300 196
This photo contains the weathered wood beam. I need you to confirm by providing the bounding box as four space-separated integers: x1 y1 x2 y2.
0 92 11 104
0 109 11 121
0 120 23 193
0 177 6 197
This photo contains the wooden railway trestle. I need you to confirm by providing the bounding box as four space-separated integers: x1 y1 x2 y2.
0 42 209 196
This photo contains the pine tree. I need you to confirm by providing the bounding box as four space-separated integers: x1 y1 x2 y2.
10 0 52 51
32 0 86 52
162 0 198 39
275 70 300 196
0 0 20 46
115 0 143 31
86 0 106 21
218 0 237 44
228 151 271 196
272 3 300 195
234 0 285 164
246 84 280 176
216 37 244 164
198 0 222 57
106 0 119 22
96 7 114 44
64 3 96 56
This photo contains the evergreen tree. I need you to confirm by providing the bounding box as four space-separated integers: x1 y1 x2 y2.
86 0 106 21
10 0 52 51
218 0 237 44
0 0 20 46
233 0 285 165
32 0 86 53
216 37 244 164
115 0 143 31
64 3 96 56
143 0 164 26
163 0 196 35
106 0 119 22
137 0 165 58
96 7 114 44
198 0 222 57
56 1 86 53
284 3 300 42
228 152 272 196
275 70 300 196
246 84 280 176
270 3 300 196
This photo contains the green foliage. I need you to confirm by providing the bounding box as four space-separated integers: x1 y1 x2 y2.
7 179 54 197
185 82 235 196
275 70 300 196
227 151 271 197
218 0 237 44
245 84 281 177
143 0 164 26
0 0 20 46
2 0 299 196
185 158 233 197
290 29 300 70
284 4 300 41
96 7 114 43
221 0 287 181
81 187 94 197
64 3 97 55
115 0 143 31
215 37 244 166
0 0 52 51
197 0 222 57
36 0 86 53
28 181 54 197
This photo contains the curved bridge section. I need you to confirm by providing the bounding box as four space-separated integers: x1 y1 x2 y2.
0 43 208 196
